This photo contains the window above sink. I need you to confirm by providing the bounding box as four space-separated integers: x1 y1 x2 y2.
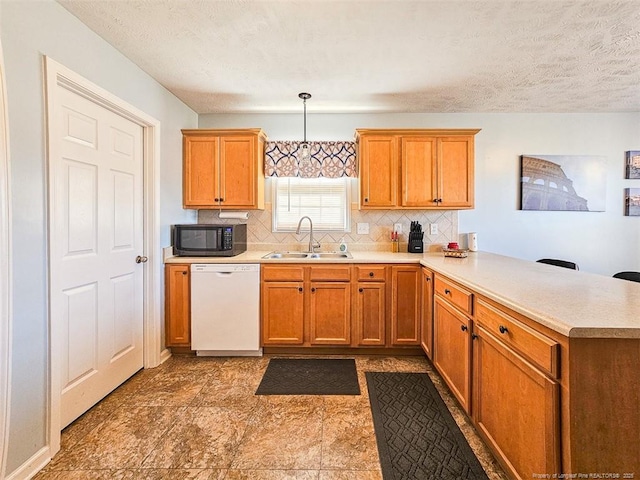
271 178 351 232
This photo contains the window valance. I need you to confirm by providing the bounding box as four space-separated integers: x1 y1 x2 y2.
264 141 357 178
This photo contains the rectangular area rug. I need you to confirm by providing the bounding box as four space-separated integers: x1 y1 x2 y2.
255 358 360 395
366 372 489 480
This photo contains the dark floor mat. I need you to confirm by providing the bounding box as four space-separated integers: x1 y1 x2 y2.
255 358 360 395
366 372 489 480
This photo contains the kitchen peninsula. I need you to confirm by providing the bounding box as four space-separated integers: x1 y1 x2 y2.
165 251 640 479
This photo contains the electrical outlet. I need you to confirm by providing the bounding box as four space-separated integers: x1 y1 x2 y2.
429 223 438 235
393 223 403 234
357 222 370 235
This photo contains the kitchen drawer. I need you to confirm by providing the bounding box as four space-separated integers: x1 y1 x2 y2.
262 265 304 282
355 265 387 282
434 275 473 316
309 265 351 282
476 298 559 378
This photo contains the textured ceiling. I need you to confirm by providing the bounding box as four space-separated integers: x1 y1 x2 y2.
57 0 640 114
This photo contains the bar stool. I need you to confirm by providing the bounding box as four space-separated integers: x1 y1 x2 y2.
613 271 640 283
536 258 579 270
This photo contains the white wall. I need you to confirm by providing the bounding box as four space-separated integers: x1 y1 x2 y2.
0 1 197 474
200 112 640 275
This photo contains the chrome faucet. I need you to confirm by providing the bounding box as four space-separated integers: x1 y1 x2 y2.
296 216 320 253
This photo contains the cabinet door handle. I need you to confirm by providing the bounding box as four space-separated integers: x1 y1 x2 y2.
460 325 468 332
359 288 363 293
433 198 438 203
364 197 369 203
219 198 224 202
298 287 303 292
182 271 187 276
438 198 443 203
311 287 316 292
472 333 478 340
499 325 508 334
444 289 451 295
214 197 220 202
425 276 431 282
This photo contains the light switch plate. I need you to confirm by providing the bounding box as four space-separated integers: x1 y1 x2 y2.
429 223 438 235
357 222 370 235
394 223 403 234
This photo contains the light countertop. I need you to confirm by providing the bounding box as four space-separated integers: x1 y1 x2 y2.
419 252 640 339
166 250 640 339
164 250 424 264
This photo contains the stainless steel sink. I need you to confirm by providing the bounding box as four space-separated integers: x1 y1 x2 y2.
307 252 352 259
262 251 352 260
262 252 309 259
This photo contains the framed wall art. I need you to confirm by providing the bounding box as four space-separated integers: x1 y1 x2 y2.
624 188 640 216
625 151 640 179
520 155 607 212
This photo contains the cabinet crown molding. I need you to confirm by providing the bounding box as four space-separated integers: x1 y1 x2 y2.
181 128 267 139
355 128 481 139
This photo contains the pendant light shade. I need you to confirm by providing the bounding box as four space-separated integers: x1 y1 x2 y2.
298 92 311 164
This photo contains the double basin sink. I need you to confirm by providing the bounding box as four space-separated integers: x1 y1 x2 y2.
262 251 353 260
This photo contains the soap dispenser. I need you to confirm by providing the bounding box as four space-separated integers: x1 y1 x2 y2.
339 237 348 253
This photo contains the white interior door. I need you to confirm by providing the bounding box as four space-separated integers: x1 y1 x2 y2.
50 85 144 428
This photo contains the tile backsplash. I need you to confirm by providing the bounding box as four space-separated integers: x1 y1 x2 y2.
198 204 458 252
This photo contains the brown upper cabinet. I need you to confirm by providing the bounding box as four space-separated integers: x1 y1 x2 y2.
356 129 480 209
182 129 267 209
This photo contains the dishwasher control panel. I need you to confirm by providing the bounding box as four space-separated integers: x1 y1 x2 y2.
191 264 260 273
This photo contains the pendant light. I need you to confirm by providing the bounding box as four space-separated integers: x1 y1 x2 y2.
298 92 311 165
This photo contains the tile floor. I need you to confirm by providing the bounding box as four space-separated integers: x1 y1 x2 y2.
35 355 508 480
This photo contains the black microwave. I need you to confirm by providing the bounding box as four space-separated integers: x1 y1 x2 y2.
172 224 247 257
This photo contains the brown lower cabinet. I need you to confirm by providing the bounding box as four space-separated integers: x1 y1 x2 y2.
261 264 351 346
164 264 191 348
309 281 351 345
420 267 434 359
262 263 420 349
433 295 472 412
261 281 305 344
353 266 387 346
473 325 560 479
430 272 640 479
390 265 421 345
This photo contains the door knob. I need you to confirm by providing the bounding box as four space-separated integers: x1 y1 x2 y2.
136 255 148 264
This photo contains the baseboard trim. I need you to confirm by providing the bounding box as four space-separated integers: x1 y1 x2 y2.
159 348 172 365
5 445 50 480
263 347 425 356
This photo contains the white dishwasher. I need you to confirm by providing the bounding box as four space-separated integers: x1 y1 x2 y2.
190 263 262 356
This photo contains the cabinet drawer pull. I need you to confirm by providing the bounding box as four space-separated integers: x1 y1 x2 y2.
499 325 508 334
461 325 468 332
359 287 363 293
369 272 374 277
444 289 451 295
298 287 303 292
